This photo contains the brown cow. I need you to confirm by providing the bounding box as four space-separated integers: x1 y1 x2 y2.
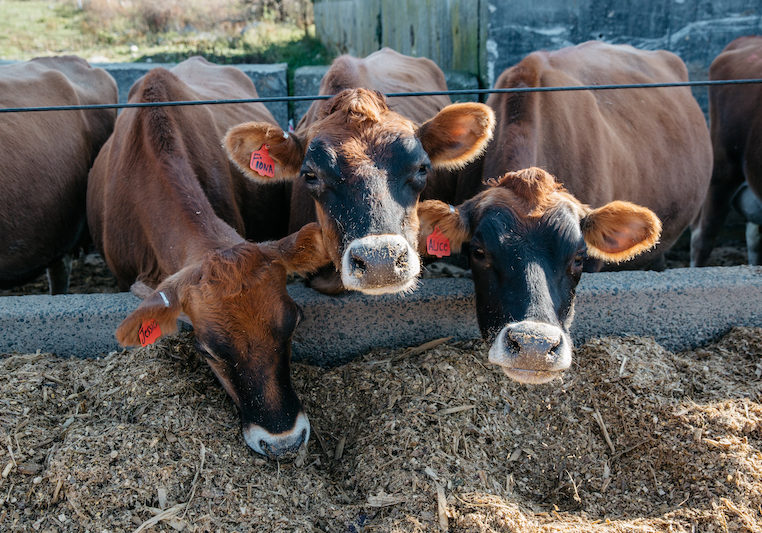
87 57 329 459
224 48 495 295
417 41 711 382
418 168 661 384
0 56 117 293
691 36 762 266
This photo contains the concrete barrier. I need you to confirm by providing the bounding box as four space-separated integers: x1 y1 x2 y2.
1 266 760 365
292 64 481 123
95 62 289 128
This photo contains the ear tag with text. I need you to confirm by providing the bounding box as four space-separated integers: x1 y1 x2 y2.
139 319 161 347
249 144 275 178
427 226 451 258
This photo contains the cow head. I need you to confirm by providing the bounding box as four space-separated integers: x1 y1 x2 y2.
224 88 495 294
116 224 329 460
418 168 661 384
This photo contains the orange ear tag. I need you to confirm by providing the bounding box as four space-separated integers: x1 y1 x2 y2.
249 144 275 178
138 319 161 347
427 226 451 258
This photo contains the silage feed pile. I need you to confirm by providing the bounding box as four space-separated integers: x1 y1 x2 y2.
1 328 761 532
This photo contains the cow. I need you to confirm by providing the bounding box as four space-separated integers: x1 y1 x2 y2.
224 48 495 295
0 56 117 293
691 36 762 266
416 41 711 382
418 167 661 384
87 57 330 460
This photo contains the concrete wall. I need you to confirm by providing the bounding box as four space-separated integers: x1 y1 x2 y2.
2 267 761 366
315 0 762 112
486 0 762 113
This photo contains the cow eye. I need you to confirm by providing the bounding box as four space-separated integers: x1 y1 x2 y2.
302 171 319 186
471 246 486 261
418 164 429 175
570 251 585 272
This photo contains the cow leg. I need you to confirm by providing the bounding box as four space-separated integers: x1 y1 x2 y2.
747 223 761 265
690 155 743 267
46 255 72 295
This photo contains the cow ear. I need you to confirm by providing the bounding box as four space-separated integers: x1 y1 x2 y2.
223 122 304 183
417 103 495 171
266 222 331 275
582 200 662 263
116 279 184 347
417 200 472 256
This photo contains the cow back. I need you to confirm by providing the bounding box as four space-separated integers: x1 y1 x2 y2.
298 48 451 130
0 56 116 286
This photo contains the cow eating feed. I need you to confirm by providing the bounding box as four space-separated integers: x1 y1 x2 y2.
87 57 329 459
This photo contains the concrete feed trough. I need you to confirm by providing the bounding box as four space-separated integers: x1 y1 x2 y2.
0 266 760 363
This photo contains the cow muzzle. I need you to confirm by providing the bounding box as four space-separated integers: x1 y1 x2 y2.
242 411 310 460
341 234 421 294
487 320 572 384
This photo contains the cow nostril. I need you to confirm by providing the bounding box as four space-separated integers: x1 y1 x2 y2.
351 255 367 276
394 248 409 270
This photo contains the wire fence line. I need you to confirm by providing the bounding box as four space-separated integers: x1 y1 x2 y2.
2 77 762 114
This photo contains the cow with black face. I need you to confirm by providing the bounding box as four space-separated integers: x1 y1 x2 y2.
224 49 495 295
418 168 661 383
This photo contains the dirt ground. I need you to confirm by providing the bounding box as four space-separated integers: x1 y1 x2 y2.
1 327 760 532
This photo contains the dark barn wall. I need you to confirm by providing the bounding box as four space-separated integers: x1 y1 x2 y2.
487 0 762 112
314 0 762 112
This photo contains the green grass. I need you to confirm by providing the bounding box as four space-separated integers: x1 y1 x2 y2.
0 1 331 76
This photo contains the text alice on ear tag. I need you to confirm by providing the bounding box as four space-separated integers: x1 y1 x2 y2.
427 226 451 258
249 144 275 178
139 319 161 347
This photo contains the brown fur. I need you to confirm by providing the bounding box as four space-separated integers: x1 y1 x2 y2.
0 56 117 293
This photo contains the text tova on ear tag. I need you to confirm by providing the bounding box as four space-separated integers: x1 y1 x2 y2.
139 319 161 347
427 226 451 258
249 144 275 178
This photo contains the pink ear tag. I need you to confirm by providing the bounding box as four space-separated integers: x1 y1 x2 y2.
139 319 161 347
249 144 275 178
427 226 451 258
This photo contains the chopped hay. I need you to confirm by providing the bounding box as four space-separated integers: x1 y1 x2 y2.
1 327 761 532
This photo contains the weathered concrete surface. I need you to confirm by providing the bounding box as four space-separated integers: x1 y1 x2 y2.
292 64 481 123
95 62 289 128
484 0 762 113
1 267 760 365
